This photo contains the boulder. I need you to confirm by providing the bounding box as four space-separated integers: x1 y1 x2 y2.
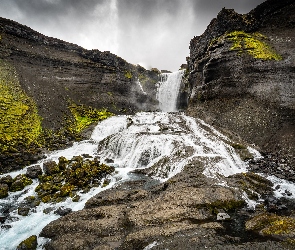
0 184 9 198
16 235 37 250
25 165 42 179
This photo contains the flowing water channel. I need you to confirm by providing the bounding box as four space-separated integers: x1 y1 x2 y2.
1 71 295 249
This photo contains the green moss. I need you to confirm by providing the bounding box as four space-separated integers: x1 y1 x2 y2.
225 31 282 60
125 71 133 79
10 175 33 192
207 199 245 214
229 172 273 201
246 213 295 236
0 184 9 198
68 102 113 133
16 235 37 250
35 156 115 204
0 60 42 154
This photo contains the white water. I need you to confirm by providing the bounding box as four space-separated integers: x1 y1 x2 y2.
157 70 184 112
1 70 295 249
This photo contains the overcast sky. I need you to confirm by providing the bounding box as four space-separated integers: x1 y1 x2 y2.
0 0 265 71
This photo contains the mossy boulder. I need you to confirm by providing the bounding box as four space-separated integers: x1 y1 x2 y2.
0 183 9 198
35 155 115 204
16 235 37 250
246 213 295 240
228 172 273 201
43 161 60 175
0 175 13 186
18 206 30 216
10 174 33 192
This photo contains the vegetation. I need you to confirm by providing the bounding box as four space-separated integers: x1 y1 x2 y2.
68 102 113 133
246 213 295 237
226 31 282 60
16 235 37 250
125 71 133 79
34 156 115 204
207 199 245 214
0 60 42 154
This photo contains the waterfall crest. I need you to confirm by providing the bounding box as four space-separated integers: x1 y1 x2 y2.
157 70 184 112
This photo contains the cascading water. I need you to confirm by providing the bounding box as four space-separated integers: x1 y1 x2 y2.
157 70 184 112
1 70 295 249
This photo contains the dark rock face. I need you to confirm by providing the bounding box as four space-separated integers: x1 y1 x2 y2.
0 17 159 173
187 0 295 164
0 17 159 131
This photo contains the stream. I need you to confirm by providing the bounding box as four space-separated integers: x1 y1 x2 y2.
1 71 295 249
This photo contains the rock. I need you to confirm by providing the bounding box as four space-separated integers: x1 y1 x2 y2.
246 213 295 240
43 207 54 214
0 15 160 173
43 161 59 175
187 0 295 166
10 175 33 192
16 235 37 250
18 206 30 216
0 175 13 186
25 165 42 179
0 216 6 223
54 207 72 216
105 158 114 163
217 213 231 221
0 184 9 198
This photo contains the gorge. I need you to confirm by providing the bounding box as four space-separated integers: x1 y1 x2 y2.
0 0 295 249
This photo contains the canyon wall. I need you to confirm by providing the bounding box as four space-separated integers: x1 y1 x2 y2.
187 0 295 163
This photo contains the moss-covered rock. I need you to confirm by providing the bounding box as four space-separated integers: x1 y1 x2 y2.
68 102 113 134
35 155 115 204
18 206 30 216
16 235 37 250
10 174 33 192
0 183 9 198
246 213 295 240
43 161 60 175
225 31 282 60
0 59 42 154
228 172 273 201
0 175 13 186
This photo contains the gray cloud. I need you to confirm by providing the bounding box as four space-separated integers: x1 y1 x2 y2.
0 0 266 71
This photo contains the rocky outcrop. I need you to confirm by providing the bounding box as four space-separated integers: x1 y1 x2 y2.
187 0 295 164
40 162 289 249
0 17 159 173
0 17 159 130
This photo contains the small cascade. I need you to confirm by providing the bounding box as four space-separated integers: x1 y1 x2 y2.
157 70 184 112
136 79 147 95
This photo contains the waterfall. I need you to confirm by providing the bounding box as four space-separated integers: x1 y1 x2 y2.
1 70 295 249
157 70 184 112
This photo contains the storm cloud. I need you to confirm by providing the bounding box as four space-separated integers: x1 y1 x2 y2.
0 0 265 71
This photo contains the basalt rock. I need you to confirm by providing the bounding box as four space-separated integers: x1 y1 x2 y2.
186 0 295 165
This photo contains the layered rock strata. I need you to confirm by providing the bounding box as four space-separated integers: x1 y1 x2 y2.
187 0 295 164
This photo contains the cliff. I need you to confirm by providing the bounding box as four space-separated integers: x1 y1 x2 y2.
187 0 295 164
37 1 295 249
0 17 159 172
